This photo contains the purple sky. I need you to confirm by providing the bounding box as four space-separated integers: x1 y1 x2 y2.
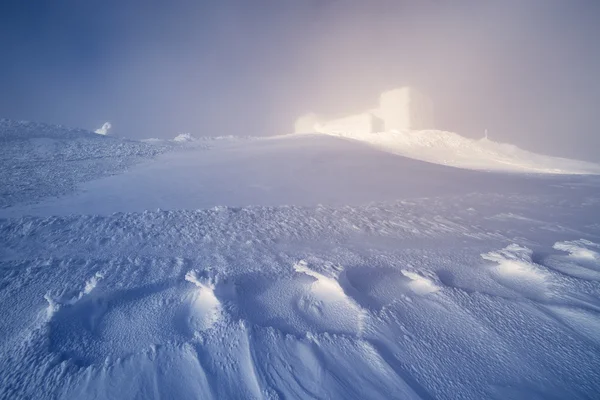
1 0 599 161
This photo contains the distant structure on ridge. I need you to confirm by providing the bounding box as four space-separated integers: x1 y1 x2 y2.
295 87 434 134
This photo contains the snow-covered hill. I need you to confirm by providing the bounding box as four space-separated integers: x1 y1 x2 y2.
1 120 600 399
2 192 600 399
0 119 105 141
319 129 600 174
0 119 177 208
0 133 579 218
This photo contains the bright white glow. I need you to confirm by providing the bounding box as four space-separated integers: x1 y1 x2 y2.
378 87 434 131
295 87 434 134
315 113 382 135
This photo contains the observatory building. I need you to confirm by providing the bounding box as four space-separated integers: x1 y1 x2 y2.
295 87 434 134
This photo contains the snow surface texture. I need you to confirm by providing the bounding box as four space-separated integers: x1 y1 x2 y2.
1 119 600 399
0 119 204 209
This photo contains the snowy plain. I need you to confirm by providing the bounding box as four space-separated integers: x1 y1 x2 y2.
1 120 600 399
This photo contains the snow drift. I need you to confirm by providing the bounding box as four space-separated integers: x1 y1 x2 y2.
2 117 600 399
317 129 600 175
94 122 112 135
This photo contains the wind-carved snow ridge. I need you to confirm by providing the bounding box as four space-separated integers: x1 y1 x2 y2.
184 269 226 332
553 239 600 261
42 266 236 367
481 244 551 298
316 129 600 174
400 270 440 295
293 260 345 299
44 272 104 318
185 269 217 289
545 239 600 281
94 122 111 135
232 260 367 337
480 243 600 348
481 243 600 306
293 260 367 336
339 266 441 314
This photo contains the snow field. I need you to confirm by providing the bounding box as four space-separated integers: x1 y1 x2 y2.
2 195 600 399
2 120 600 399
4 131 600 219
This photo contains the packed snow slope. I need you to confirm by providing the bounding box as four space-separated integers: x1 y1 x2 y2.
1 120 600 399
0 131 596 218
319 129 600 174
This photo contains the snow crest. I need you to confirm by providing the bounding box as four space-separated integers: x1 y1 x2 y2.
317 129 600 174
94 122 111 135
2 121 600 399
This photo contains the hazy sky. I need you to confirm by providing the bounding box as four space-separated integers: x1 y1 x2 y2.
1 0 599 160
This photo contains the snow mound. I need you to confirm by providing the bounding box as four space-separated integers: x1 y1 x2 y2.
481 244 551 298
544 239 600 281
553 239 600 260
400 270 440 295
318 129 600 174
184 269 226 331
44 268 231 367
173 133 196 142
232 260 366 337
481 243 600 310
44 272 105 317
94 122 112 135
293 260 367 335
